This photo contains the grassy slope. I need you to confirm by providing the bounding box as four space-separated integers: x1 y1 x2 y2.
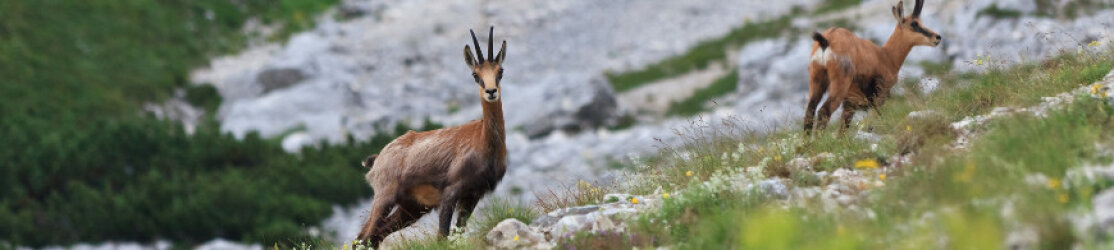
388 42 1114 250
0 0 436 247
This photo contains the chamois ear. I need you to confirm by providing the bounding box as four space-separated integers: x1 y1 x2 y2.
464 45 476 68
495 40 507 64
892 1 904 21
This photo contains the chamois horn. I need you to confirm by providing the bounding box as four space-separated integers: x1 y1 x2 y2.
470 29 485 62
912 0 924 17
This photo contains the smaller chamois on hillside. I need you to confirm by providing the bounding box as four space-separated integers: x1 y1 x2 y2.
354 26 509 248
804 0 942 134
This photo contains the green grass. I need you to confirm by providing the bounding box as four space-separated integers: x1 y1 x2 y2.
976 4 1024 19
813 0 862 16
0 0 442 248
471 198 540 237
667 70 739 116
569 47 1114 248
605 0 861 93
606 17 791 92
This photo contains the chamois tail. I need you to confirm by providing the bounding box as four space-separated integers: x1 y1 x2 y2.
812 32 829 49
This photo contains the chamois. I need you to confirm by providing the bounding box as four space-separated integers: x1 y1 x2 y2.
803 0 942 134
354 26 509 248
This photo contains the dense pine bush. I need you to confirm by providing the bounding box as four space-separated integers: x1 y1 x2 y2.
0 0 436 247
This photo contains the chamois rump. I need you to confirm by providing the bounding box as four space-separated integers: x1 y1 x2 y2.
804 0 942 134
354 26 509 248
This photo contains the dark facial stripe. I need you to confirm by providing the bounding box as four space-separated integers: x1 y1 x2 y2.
910 23 935 39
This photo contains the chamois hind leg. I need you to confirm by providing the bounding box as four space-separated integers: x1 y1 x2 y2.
355 190 397 247
817 76 851 132
804 67 830 134
839 100 856 134
454 196 481 229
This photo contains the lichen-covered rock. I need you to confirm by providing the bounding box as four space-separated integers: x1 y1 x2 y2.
484 219 552 250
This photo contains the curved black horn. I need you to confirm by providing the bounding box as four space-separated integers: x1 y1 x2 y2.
470 29 485 62
912 0 924 17
487 26 495 62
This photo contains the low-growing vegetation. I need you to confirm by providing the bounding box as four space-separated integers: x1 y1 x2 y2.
667 70 740 116
567 45 1114 248
976 4 1024 19
0 0 439 248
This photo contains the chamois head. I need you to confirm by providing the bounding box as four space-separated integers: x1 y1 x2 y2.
463 26 507 103
891 0 942 47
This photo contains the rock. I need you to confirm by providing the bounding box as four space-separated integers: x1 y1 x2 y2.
281 132 315 153
256 67 306 94
485 219 552 250
549 214 592 238
338 1 377 19
1092 188 1114 233
854 131 882 143
752 179 789 199
194 239 263 250
907 110 943 120
1004 226 1039 250
531 205 601 228
520 77 618 138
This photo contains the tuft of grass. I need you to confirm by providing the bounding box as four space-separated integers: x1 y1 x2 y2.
920 60 954 76
813 0 862 16
606 17 792 92
976 4 1024 19
534 180 612 212
667 70 740 116
471 198 539 237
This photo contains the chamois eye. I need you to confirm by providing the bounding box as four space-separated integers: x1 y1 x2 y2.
911 21 919 28
472 73 480 83
497 69 504 80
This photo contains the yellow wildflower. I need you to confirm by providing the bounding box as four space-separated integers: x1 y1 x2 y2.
509 208 514 213
514 234 519 241
879 174 887 181
631 197 639 204
1094 84 1103 95
1057 193 1069 204
1047 178 1061 189
854 159 879 169
686 171 693 177
1089 40 1102 47
663 192 670 199
774 155 782 162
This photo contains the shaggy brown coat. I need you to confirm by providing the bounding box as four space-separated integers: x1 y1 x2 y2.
354 26 508 248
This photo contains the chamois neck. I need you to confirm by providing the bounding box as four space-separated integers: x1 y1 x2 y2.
480 100 506 156
881 28 914 73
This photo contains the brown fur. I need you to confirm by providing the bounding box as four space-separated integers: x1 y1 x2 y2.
803 0 941 134
354 27 509 248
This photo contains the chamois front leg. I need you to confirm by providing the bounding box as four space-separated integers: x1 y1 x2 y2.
437 185 462 237
455 196 481 229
